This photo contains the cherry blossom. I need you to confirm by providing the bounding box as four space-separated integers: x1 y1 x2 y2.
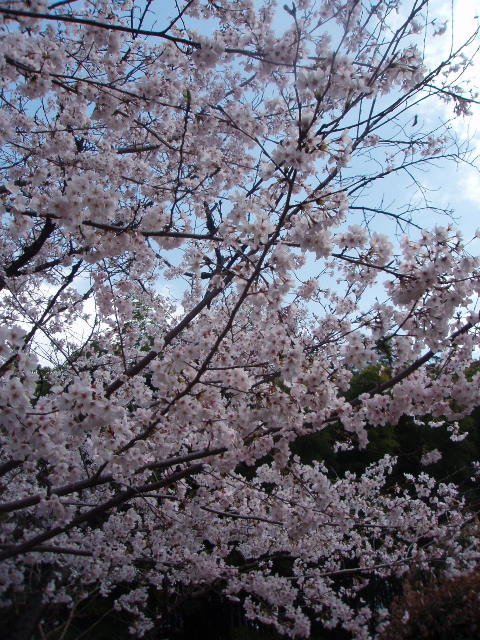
0 1 479 638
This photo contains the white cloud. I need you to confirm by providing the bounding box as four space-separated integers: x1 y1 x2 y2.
1 281 99 367
422 0 480 144
459 164 480 204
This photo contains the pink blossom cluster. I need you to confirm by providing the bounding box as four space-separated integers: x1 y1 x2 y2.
0 0 479 638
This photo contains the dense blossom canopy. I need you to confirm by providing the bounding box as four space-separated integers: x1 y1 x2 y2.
0 0 479 637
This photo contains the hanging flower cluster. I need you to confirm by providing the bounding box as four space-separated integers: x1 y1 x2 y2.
0 1 479 637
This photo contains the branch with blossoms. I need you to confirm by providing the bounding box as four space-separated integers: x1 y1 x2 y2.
0 1 480 638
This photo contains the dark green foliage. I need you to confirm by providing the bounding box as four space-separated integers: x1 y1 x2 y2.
35 366 52 398
292 363 480 508
3 587 288 640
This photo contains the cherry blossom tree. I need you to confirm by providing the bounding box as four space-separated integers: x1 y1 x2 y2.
1 0 480 637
